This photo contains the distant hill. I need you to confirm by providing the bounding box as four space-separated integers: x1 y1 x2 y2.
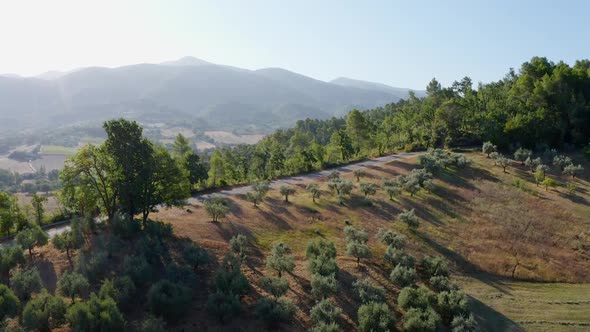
331 77 426 98
0 57 421 132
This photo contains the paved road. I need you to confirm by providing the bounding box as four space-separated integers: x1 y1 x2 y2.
2 151 421 244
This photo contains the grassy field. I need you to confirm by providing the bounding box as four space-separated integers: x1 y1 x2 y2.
147 149 590 331
40 145 77 155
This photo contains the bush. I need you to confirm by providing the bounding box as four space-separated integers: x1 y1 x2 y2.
122 255 153 286
148 280 192 321
311 321 341 332
0 284 19 320
140 315 167 332
421 256 449 277
353 278 386 304
402 307 441 332
260 276 289 298
390 264 417 287
165 263 197 287
451 314 478 332
311 273 338 299
182 242 210 269
306 239 338 276
23 289 66 332
213 254 250 296
229 234 248 263
57 271 89 302
384 246 415 268
310 298 342 325
87 293 125 331
10 267 43 301
207 291 242 323
397 286 435 310
376 229 406 248
357 302 396 332
255 297 296 327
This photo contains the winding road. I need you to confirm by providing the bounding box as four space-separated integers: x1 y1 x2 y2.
2 151 421 244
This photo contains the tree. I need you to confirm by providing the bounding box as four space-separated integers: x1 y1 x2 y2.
203 196 230 222
207 150 226 187
384 246 415 267
353 278 387 304
357 302 396 332
497 155 511 173
57 271 89 302
306 183 322 203
207 291 241 323
397 286 435 310
310 298 342 327
52 219 84 266
524 157 541 172
451 314 478 332
10 267 43 301
15 225 48 258
353 169 366 182
229 234 248 263
328 179 353 205
260 276 289 299
563 164 584 178
23 289 67 332
172 133 192 158
514 148 532 165
148 280 192 321
421 256 449 277
399 209 419 230
384 185 400 201
481 142 496 157
359 182 378 198
390 264 417 287
346 240 370 268
0 284 19 321
184 152 208 187
140 315 167 332
311 273 338 299
266 242 295 277
0 245 25 285
246 181 270 207
376 229 406 248
402 307 441 332
31 194 47 225
436 290 470 324
255 297 296 327
306 238 338 276
279 185 296 203
65 301 93 332
541 177 557 191
553 154 572 171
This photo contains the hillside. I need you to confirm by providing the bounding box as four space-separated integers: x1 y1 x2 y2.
0 57 416 132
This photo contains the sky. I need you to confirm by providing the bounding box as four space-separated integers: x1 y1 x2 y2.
0 0 588 89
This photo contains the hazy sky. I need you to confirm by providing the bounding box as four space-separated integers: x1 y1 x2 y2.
1 0 588 89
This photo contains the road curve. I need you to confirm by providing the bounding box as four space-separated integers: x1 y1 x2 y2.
2 151 421 244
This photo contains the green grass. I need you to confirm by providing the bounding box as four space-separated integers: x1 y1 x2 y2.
41 145 77 155
457 275 590 332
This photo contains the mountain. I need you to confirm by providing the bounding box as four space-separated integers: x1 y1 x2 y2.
0 57 420 132
331 77 426 98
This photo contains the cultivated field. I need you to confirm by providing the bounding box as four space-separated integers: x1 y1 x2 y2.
204 131 266 145
146 150 590 331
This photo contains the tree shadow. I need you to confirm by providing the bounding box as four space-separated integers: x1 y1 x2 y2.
468 295 523 332
35 257 58 293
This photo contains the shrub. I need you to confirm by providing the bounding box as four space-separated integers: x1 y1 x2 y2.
353 278 386 304
148 280 192 321
99 276 136 308
311 321 341 332
0 284 19 320
266 242 295 277
402 307 441 332
390 264 417 287
229 234 249 263
397 286 435 310
310 298 342 325
260 276 289 299
451 314 478 332
384 246 415 267
10 267 43 301
57 271 89 302
15 225 48 258
213 253 250 296
122 254 152 286
421 256 449 277
207 291 241 323
399 209 419 230
311 273 338 299
23 289 66 332
306 239 338 276
255 297 296 327
357 302 396 332
140 315 167 332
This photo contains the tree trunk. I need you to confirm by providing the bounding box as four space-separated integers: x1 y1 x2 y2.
357 256 360 268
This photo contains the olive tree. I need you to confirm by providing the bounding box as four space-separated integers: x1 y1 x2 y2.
229 234 248 263
58 271 89 302
353 169 366 182
0 284 19 320
553 154 572 171
306 238 338 276
310 298 342 327
390 264 417 287
0 245 25 285
399 209 419 230
52 220 84 266
10 267 43 301
353 278 386 304
15 225 48 258
279 185 296 203
203 196 230 222
376 229 406 249
266 242 295 277
306 183 322 203
359 182 378 198
481 142 496 157
246 181 270 207
497 155 511 173
514 148 532 165
260 276 289 299
23 289 67 331
311 273 338 299
563 164 584 178
357 302 396 332
402 307 441 332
